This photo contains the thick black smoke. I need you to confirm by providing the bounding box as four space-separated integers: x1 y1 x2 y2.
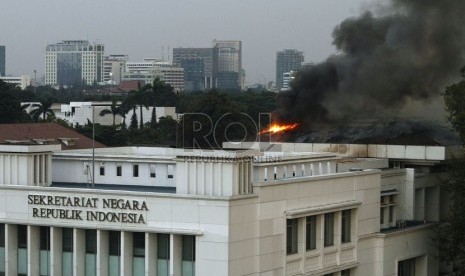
278 0 465 127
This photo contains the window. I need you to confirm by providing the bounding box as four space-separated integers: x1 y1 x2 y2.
133 164 139 177
133 232 145 257
99 164 105 176
109 231 121 256
62 228 73 252
286 219 298 254
0 224 4 247
398 258 415 276
324 213 334 247
150 164 156 178
85 229 97 254
381 194 396 228
40 227 50 251
306 216 317 250
182 235 196 276
389 206 394 223
341 270 351 276
167 165 174 179
116 164 122 177
18 225 27 249
341 210 351 243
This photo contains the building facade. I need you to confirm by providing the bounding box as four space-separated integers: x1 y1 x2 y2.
0 140 452 275
123 60 184 92
276 49 304 90
172 48 215 91
103 55 128 85
45 41 105 86
281 71 296 92
213 40 244 90
0 75 31 90
0 46 5 76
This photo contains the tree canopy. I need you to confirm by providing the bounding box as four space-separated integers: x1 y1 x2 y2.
437 66 465 274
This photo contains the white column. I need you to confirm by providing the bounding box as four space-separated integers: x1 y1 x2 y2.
97 230 108 276
27 225 40 276
405 168 415 219
145 233 157 276
5 224 18 275
74 228 85 276
50 227 62 276
121 231 133 276
169 234 182 276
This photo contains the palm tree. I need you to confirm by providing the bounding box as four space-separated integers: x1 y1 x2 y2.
29 98 55 122
99 99 122 126
129 82 152 129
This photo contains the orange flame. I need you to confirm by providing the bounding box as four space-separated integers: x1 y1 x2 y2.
259 123 299 134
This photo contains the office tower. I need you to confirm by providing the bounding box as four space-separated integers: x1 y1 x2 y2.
0 46 5 76
173 48 215 91
103 55 128 85
276 49 304 90
212 40 244 90
45 40 104 86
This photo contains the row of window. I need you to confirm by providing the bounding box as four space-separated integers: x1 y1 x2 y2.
96 163 174 179
287 210 352 255
0 224 195 276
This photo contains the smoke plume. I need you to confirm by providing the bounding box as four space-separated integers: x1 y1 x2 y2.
278 0 465 127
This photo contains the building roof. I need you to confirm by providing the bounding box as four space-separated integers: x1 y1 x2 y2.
119 80 142 92
0 123 106 150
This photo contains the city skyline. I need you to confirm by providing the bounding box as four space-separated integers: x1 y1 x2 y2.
0 0 369 85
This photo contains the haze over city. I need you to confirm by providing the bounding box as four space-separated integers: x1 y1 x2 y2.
0 0 369 85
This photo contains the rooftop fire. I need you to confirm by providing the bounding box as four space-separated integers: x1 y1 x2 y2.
259 123 299 135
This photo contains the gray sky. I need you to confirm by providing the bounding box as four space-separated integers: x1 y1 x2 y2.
0 0 371 85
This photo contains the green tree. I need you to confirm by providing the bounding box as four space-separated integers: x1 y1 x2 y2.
29 98 56 122
437 66 465 274
0 80 25 123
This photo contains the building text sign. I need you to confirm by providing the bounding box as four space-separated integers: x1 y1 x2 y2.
28 195 148 224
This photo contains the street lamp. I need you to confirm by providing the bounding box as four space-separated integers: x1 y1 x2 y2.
83 102 118 188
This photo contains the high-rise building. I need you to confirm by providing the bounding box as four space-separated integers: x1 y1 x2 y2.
212 40 244 90
0 46 5 76
276 49 304 90
103 55 128 85
173 48 215 91
45 40 104 86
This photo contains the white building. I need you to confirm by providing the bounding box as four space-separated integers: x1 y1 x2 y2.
45 40 104 86
281 71 295 92
123 59 184 92
0 141 453 275
0 75 31 90
57 101 176 127
103 55 128 85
